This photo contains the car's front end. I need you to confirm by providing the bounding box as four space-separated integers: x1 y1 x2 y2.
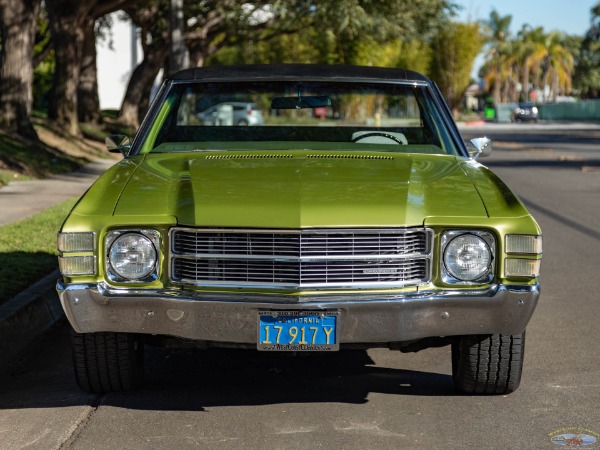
57 65 541 394
57 161 542 347
513 102 539 122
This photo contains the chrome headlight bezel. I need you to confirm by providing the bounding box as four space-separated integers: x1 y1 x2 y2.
441 230 495 285
106 229 160 283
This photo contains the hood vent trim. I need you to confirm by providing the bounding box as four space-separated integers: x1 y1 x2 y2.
307 154 394 160
204 154 394 161
205 154 294 160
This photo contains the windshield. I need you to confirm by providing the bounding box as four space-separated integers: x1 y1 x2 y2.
137 81 461 156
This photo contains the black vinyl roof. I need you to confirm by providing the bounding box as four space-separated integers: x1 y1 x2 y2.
168 64 431 84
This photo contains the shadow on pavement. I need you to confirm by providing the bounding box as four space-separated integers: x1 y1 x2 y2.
0 323 457 412
460 129 600 146
486 159 600 170
0 251 56 306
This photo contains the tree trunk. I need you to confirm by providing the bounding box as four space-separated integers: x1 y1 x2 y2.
551 67 559 103
0 0 41 140
45 0 140 135
542 68 550 103
189 45 205 68
46 0 87 135
511 66 520 102
78 16 101 124
189 41 221 68
521 66 530 102
492 72 501 105
137 69 158 123
118 48 167 128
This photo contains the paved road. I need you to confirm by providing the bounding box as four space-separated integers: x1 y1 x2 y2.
1 124 599 449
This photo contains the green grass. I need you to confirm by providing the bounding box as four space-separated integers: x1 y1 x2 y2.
0 170 31 186
0 133 86 186
31 109 48 119
0 199 76 304
80 123 108 142
80 118 136 144
101 109 119 120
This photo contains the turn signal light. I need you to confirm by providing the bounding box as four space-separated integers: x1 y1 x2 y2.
58 232 95 252
506 235 542 254
59 256 96 276
505 258 541 278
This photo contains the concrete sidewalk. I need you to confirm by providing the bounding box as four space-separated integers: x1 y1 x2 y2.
0 158 116 226
0 158 116 361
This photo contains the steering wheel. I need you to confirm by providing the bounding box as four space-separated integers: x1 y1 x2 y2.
351 132 406 145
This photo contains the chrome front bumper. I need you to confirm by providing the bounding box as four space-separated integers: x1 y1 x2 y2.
57 282 539 344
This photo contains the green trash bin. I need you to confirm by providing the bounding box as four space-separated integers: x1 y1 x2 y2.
484 107 496 120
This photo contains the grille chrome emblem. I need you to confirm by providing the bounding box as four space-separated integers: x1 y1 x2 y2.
363 269 399 274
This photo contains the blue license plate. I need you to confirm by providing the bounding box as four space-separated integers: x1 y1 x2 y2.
258 311 339 351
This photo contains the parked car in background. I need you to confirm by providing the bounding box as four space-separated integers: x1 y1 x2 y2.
197 101 264 126
512 102 539 122
57 64 542 395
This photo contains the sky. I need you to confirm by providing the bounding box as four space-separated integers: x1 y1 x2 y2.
454 0 598 78
454 0 597 36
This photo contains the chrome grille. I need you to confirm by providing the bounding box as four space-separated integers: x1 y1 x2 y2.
170 228 432 289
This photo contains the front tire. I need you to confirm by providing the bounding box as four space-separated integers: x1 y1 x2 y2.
451 332 525 395
71 330 144 393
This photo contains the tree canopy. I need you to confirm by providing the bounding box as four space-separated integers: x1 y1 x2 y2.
0 0 598 143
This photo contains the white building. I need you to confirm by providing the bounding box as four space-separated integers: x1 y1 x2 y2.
96 13 142 110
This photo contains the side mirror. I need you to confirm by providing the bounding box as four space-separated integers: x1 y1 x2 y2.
466 137 492 159
106 134 131 156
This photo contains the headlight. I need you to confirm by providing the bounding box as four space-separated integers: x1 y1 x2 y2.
443 233 493 282
108 232 158 281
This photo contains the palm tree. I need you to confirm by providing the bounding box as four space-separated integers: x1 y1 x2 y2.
541 32 574 102
482 10 513 104
573 2 600 98
517 25 547 102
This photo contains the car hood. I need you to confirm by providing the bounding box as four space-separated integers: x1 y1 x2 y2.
110 151 490 228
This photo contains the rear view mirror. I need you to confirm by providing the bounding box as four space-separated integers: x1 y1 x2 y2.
271 95 332 110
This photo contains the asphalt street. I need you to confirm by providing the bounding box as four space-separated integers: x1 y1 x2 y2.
1 123 599 449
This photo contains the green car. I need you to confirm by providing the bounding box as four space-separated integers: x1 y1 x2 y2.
57 65 542 395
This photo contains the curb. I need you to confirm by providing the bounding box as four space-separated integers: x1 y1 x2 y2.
0 270 64 362
463 120 486 126
0 159 115 361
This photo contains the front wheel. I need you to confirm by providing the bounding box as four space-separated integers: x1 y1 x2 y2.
451 332 525 395
71 330 144 393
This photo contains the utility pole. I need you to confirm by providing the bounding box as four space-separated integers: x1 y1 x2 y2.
169 0 188 75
